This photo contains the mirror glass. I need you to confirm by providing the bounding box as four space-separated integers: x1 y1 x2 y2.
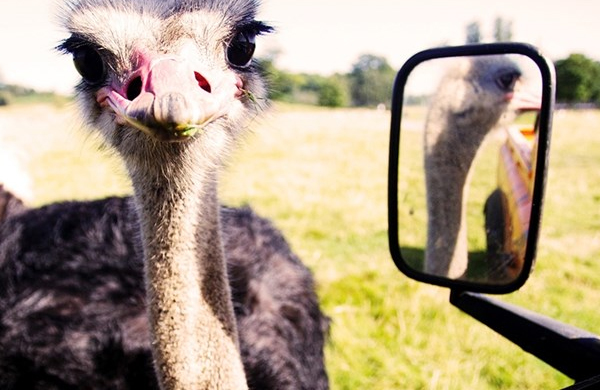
395 53 544 286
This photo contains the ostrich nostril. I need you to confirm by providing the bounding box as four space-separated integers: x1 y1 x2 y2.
195 72 211 93
126 76 143 101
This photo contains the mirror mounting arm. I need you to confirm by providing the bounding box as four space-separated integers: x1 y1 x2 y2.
450 290 600 383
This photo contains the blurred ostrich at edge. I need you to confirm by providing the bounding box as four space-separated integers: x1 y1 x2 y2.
0 0 329 389
0 142 31 221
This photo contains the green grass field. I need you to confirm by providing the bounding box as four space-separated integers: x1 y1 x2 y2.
2 102 600 389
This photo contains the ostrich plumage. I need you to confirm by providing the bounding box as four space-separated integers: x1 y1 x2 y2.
0 0 329 389
0 197 328 389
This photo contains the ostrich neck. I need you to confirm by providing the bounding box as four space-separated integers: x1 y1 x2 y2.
424 117 488 278
129 153 247 390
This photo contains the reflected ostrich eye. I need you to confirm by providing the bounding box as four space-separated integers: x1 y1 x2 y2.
226 31 256 68
72 46 106 85
495 71 520 92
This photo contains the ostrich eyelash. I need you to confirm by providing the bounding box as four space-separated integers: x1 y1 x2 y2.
56 35 101 55
234 20 274 37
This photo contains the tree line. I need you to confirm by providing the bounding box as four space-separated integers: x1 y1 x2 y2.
0 83 65 106
1 15 598 109
554 54 600 105
260 16 600 108
259 53 395 109
259 51 600 108
0 84 37 106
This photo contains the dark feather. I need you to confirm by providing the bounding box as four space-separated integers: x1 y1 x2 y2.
0 196 329 389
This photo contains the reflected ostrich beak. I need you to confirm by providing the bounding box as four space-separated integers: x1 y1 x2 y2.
507 86 542 112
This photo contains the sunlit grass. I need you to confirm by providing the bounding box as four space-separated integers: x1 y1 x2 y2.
2 103 599 389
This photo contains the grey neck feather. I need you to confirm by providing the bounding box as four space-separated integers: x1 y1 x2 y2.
424 110 489 278
128 145 247 390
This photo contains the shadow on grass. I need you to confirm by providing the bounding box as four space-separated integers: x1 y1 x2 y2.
399 246 489 280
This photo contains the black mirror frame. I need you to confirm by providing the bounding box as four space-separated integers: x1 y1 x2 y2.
388 43 555 294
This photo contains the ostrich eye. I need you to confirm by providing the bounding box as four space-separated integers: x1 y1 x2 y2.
72 46 106 85
495 71 520 92
226 31 256 68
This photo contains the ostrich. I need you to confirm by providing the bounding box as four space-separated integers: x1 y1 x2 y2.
423 54 540 278
0 184 26 221
0 0 329 389
0 143 31 221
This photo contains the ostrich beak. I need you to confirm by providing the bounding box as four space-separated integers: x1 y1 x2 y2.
96 54 244 142
506 85 542 113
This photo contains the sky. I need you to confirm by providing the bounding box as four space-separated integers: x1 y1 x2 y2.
1 0 599 94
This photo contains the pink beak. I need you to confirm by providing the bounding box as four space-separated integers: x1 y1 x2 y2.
506 86 542 113
97 52 243 141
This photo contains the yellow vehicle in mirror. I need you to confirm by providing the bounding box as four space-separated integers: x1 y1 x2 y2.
484 109 539 281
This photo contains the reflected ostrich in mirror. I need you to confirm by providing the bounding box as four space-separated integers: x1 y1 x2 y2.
423 55 539 278
0 1 329 389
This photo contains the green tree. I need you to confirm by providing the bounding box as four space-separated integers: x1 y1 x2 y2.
317 76 349 107
0 70 12 106
466 21 481 44
348 54 395 108
555 54 600 104
493 17 513 42
0 91 10 106
259 57 296 101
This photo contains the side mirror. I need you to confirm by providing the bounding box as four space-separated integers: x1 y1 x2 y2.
388 43 555 293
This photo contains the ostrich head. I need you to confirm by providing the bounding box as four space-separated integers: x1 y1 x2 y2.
425 55 535 144
58 0 271 171
424 54 539 278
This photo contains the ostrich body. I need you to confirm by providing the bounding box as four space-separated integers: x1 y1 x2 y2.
0 197 328 389
424 55 540 278
0 0 328 389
